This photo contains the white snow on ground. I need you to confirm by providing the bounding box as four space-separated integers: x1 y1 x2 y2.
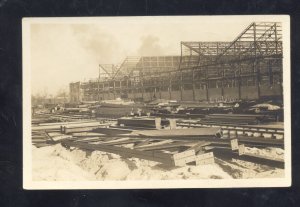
32 144 231 181
32 144 284 181
32 145 96 181
245 147 284 160
215 157 284 179
252 103 281 110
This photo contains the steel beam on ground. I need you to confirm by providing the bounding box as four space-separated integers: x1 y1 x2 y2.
135 140 197 151
210 147 284 169
117 117 162 129
131 127 221 138
99 138 141 146
61 140 174 165
92 127 134 135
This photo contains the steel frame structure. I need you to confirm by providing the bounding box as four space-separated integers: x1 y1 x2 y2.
71 22 283 102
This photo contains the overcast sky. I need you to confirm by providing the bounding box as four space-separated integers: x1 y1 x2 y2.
30 17 258 96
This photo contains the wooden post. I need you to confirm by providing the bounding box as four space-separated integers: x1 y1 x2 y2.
169 119 177 129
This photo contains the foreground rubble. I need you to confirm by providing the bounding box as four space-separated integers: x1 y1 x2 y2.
32 144 284 181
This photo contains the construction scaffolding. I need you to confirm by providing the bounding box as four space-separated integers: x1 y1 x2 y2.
70 22 283 103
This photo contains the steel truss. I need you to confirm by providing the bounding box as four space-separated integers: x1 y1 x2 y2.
75 22 283 102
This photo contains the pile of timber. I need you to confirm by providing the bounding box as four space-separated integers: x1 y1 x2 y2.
58 133 284 168
152 113 206 119
200 114 269 125
61 139 213 167
176 121 284 144
95 103 145 118
32 130 54 148
131 127 221 139
117 117 169 129
64 108 90 113
32 120 103 132
47 114 93 122
32 115 285 169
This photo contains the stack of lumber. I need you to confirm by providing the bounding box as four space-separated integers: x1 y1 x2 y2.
200 114 268 125
32 120 102 131
117 117 166 129
131 127 221 139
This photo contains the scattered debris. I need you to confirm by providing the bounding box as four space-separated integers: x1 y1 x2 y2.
31 110 285 181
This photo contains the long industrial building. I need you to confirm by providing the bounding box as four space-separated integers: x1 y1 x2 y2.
70 22 283 103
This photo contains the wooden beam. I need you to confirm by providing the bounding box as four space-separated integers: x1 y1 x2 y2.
136 141 196 151
61 140 174 165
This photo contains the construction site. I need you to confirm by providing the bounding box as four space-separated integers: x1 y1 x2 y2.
31 22 285 181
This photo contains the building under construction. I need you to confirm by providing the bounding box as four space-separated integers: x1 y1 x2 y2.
70 22 283 103
33 21 286 181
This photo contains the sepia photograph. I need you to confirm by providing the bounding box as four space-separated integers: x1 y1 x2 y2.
22 16 291 189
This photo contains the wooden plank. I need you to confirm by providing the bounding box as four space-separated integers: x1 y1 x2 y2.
230 139 239 150
169 119 177 129
118 117 160 128
132 127 221 138
32 122 102 131
188 141 212 153
64 126 101 134
51 135 72 142
73 137 104 143
103 139 141 146
235 136 283 147
173 149 195 160
239 144 284 162
71 132 104 137
103 137 119 142
98 137 130 144
195 152 215 165
38 120 100 126
172 148 197 167
33 143 53 148
238 144 246 155
174 156 196 167
98 138 141 146
135 141 196 151
92 127 134 135
134 139 152 148
135 140 174 149
61 140 174 165
211 147 284 169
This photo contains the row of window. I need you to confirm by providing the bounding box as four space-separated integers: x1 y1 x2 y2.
82 74 281 92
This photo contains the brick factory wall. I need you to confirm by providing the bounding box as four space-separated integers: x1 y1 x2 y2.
98 93 103 100
102 93 108 100
241 86 259 100
127 93 134 100
224 88 239 100
260 84 281 97
135 93 143 99
143 92 152 101
114 93 121 99
161 91 170 100
194 89 207 101
108 93 115 100
208 88 222 100
170 90 181 100
182 89 194 101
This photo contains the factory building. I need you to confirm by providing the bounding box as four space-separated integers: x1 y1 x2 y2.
70 22 283 103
